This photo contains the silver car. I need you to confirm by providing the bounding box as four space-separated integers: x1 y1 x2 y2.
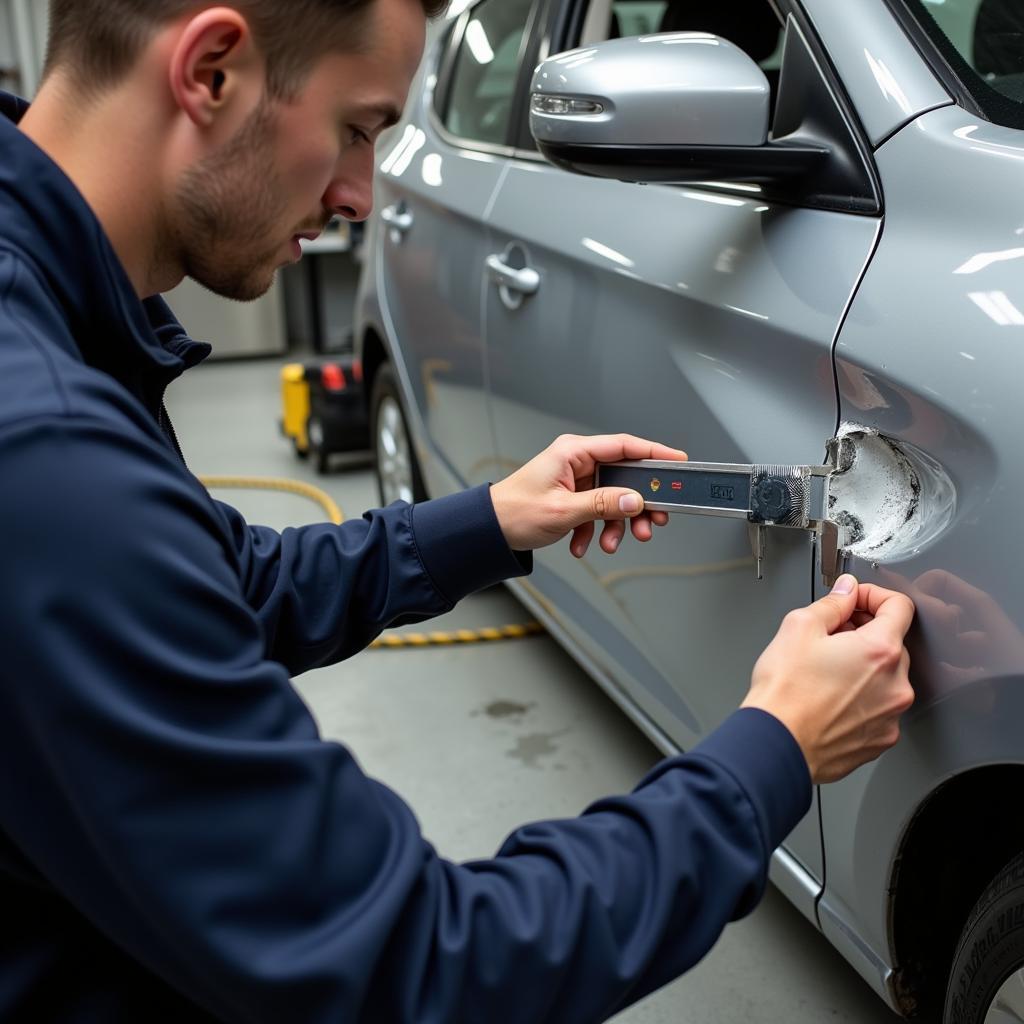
355 1 1024 1020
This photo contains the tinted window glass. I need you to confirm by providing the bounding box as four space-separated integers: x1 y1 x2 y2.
444 0 533 146
612 1 667 36
903 0 1024 127
577 0 781 65
574 0 783 110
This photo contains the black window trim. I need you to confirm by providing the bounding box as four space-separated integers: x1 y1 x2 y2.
507 0 558 154
432 11 465 121
428 0 544 157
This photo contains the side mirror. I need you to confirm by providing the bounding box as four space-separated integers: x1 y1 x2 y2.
529 31 827 193
532 33 772 148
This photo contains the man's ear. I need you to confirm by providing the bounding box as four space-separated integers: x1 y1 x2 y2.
167 7 264 128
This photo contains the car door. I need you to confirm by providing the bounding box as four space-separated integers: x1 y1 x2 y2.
374 0 540 488
481 0 886 907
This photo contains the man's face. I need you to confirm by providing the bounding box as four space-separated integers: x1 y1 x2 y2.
169 0 425 301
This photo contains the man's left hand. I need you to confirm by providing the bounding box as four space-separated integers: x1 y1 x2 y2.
489 434 688 556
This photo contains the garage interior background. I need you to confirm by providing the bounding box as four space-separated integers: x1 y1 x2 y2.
0 0 363 361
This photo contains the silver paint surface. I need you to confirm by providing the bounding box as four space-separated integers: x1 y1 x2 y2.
800 0 952 147
481 157 878 891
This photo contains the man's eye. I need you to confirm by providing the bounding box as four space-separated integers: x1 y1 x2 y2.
350 127 371 145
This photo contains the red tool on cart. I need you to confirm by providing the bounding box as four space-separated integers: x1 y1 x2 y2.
279 357 370 473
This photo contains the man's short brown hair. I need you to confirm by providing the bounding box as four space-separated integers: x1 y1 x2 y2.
45 0 449 99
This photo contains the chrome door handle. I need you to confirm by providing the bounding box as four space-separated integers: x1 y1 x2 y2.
381 205 414 234
485 254 540 295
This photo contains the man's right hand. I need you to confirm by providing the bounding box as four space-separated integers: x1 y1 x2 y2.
741 576 916 784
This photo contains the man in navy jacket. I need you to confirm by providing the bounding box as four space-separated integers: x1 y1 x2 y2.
0 0 915 1020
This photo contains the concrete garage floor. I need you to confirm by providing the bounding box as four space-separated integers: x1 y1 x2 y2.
166 356 898 1024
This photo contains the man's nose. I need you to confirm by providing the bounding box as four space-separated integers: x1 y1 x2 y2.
323 162 374 223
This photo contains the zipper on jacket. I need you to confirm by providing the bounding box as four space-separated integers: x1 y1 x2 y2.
158 399 187 466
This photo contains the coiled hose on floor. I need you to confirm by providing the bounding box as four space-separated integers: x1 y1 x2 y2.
200 476 545 650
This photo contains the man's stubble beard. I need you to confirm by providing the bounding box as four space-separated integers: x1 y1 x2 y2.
168 99 289 302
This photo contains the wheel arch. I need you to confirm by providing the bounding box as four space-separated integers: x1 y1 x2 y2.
889 764 1024 1018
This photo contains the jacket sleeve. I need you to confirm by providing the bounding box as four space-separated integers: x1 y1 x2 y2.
212 486 531 674
147 290 529 673
0 415 811 1024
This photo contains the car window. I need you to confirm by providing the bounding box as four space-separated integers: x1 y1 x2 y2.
573 0 784 99
580 0 667 43
442 0 534 147
903 0 1024 127
575 0 782 65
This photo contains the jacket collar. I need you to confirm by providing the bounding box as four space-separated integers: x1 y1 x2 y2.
0 91 210 406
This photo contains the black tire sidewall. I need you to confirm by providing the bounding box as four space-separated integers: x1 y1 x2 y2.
370 364 425 506
945 852 1024 1024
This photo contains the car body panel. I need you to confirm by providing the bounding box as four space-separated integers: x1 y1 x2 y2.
813 101 1024 1005
482 130 882 895
799 0 952 146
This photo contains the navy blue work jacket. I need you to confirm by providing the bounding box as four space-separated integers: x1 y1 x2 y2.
0 92 811 1023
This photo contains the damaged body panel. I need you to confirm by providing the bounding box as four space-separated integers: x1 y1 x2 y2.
826 425 956 562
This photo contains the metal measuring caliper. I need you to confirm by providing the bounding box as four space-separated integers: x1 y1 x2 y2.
596 446 847 586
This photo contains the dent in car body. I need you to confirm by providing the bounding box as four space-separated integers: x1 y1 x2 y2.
827 424 956 560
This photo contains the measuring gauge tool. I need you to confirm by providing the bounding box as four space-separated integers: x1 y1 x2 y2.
596 456 845 585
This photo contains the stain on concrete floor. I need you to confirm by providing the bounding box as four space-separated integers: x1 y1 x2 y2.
506 729 569 768
478 700 533 720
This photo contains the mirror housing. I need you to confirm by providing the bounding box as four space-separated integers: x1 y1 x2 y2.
531 33 772 149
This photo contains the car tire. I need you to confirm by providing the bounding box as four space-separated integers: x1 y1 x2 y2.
307 415 330 475
371 363 426 506
945 851 1024 1023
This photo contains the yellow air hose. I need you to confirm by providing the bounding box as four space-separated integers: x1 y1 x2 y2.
201 475 345 525
200 476 544 650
